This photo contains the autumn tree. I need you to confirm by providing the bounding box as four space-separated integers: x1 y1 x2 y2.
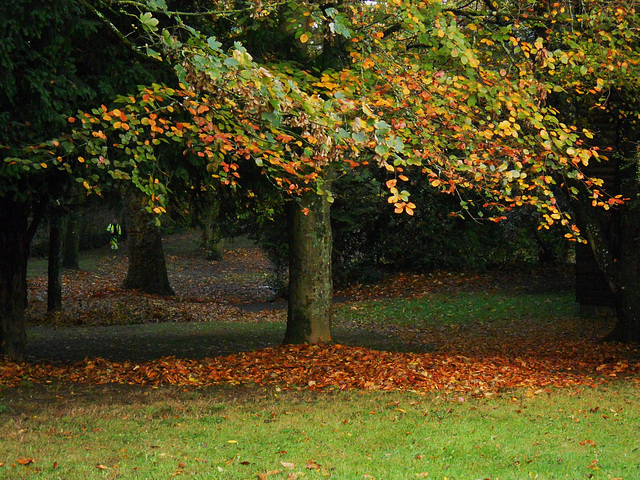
54 1 607 341
4 0 612 360
435 0 640 342
0 0 169 360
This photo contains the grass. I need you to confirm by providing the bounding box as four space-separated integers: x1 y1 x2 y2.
334 291 578 328
13 238 636 478
1 383 639 479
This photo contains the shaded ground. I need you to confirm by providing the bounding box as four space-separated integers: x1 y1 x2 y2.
24 232 577 363
4 232 638 395
26 234 572 361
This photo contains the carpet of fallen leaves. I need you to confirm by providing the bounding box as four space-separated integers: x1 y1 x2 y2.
1 233 638 396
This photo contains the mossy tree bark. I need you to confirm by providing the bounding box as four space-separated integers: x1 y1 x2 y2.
123 191 175 296
283 190 333 344
199 198 224 261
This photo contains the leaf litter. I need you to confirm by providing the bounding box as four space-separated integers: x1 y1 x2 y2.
3 233 638 396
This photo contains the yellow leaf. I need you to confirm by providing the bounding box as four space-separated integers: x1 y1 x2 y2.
299 33 309 44
362 103 374 116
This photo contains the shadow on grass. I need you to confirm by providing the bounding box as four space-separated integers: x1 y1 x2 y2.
24 319 434 364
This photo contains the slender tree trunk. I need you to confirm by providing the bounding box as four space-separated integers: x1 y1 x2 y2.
283 191 333 344
62 209 81 270
47 209 63 312
123 192 174 296
0 200 31 361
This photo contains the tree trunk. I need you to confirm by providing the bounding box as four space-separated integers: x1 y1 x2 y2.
602 199 640 343
62 208 81 270
200 199 224 261
283 191 333 344
0 200 31 361
571 156 640 344
47 208 63 312
123 192 175 296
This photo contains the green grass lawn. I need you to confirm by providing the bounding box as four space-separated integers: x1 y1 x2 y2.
13 247 639 479
1 383 639 479
334 291 578 327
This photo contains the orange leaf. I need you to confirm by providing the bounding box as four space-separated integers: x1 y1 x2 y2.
305 460 321 470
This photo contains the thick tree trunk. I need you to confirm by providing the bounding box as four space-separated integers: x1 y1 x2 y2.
123 192 174 296
283 191 333 344
602 201 640 343
571 157 640 344
62 209 81 270
47 209 63 312
0 200 31 361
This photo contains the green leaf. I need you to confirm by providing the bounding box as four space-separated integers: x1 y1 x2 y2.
207 37 222 51
375 144 389 155
139 12 159 32
224 57 240 68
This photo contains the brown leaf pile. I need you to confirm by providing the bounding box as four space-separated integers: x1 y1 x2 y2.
2 342 638 395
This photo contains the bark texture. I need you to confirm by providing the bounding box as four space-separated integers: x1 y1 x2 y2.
0 200 31 360
572 154 640 344
62 209 81 270
283 192 333 344
123 192 174 296
47 209 63 312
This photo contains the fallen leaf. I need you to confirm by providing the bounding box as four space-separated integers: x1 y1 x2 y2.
305 460 321 470
96 464 109 470
17 458 34 466
280 461 295 468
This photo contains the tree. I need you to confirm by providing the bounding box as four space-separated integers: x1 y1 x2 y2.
123 189 175 295
4 0 611 360
47 208 64 312
284 189 334 344
436 0 640 341
55 0 605 343
0 0 170 360
62 209 82 270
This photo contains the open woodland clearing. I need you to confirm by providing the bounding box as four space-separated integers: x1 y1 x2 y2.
3 231 638 393
1 234 639 478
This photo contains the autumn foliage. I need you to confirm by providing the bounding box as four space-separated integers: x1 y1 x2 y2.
1 340 638 396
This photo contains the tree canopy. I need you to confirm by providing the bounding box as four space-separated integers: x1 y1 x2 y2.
4 0 640 359
13 0 613 233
